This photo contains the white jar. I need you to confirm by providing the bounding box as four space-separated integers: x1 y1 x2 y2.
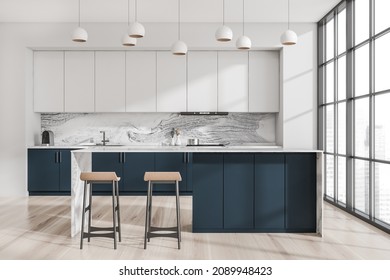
175 134 182 146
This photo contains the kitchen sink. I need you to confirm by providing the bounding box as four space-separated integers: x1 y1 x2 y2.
95 144 124 147
78 143 124 147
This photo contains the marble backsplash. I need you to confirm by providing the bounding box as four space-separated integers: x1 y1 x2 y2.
41 113 276 146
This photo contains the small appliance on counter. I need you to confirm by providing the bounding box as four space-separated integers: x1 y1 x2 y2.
41 130 54 146
186 138 227 147
187 138 199 146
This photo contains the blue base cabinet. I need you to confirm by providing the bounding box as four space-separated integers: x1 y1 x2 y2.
123 153 155 192
192 152 317 233
91 152 191 195
224 154 254 230
285 153 317 231
28 149 74 195
154 153 188 192
28 151 193 196
192 153 224 232
254 154 285 231
92 152 124 193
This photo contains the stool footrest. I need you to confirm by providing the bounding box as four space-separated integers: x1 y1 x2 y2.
148 226 179 239
83 232 114 239
148 232 178 239
150 226 178 232
89 226 119 232
82 225 120 240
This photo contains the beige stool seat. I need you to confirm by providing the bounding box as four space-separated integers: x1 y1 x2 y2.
144 172 182 182
144 171 182 249
80 171 121 250
81 172 120 182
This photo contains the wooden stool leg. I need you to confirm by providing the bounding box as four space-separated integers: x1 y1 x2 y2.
148 183 153 242
144 180 151 249
112 181 117 250
87 183 92 242
80 181 87 249
175 180 181 249
116 181 121 242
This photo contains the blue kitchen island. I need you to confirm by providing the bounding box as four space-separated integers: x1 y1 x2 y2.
69 146 323 238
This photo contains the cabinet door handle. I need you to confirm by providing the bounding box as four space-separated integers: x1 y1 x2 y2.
55 152 58 163
183 152 190 163
119 153 122 163
58 151 62 163
122 153 126 163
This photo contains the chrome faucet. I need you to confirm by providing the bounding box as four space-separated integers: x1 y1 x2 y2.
100 131 109 146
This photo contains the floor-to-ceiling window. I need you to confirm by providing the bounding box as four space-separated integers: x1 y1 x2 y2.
319 0 390 232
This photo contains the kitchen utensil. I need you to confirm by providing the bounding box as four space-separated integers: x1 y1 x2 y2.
41 130 54 146
187 138 200 145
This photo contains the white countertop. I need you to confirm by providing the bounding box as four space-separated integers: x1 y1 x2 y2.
28 144 322 153
28 145 85 149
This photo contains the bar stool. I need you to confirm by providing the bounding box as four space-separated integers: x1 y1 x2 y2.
80 172 121 249
144 172 182 249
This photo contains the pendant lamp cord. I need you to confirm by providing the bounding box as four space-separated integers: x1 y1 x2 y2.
135 0 138 22
242 0 245 35
288 0 290 29
223 0 225 25
178 0 181 40
127 0 130 26
78 0 81 27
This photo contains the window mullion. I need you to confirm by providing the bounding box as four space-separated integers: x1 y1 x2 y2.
346 0 354 210
368 0 375 220
334 10 339 201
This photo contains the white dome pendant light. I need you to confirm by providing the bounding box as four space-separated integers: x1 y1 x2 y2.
122 0 137 46
215 0 233 42
236 0 251 50
280 0 297 45
128 0 145 38
72 0 88 42
171 0 187 55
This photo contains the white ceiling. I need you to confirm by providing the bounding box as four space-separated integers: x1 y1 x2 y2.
0 0 340 23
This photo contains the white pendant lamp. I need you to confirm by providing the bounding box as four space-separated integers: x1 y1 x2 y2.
236 35 251 49
122 34 137 47
128 0 145 38
171 0 187 55
122 0 137 46
215 0 233 42
280 0 297 45
236 0 251 50
72 0 88 42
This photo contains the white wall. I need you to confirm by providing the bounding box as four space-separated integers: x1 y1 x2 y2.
0 22 317 196
282 27 317 149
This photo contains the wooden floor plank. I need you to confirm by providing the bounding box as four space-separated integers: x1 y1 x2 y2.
0 196 389 260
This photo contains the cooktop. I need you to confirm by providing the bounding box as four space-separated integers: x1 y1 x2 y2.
186 143 226 147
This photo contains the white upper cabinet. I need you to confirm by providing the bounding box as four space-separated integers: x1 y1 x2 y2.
64 51 95 112
95 51 126 112
126 51 156 112
34 51 64 112
33 50 280 113
156 51 187 112
218 52 249 112
187 51 218 112
249 51 280 112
